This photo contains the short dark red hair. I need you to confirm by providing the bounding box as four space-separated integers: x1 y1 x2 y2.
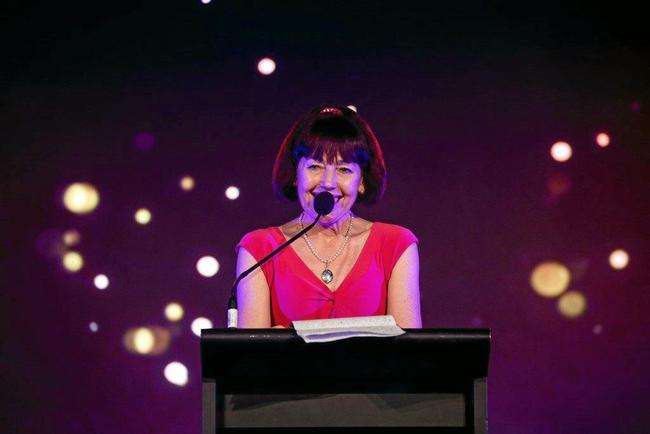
272 105 387 205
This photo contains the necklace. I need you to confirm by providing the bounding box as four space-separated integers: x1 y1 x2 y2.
299 211 354 284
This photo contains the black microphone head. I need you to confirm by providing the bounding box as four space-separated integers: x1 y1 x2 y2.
314 192 335 215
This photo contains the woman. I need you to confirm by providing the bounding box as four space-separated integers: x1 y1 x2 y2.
236 105 421 328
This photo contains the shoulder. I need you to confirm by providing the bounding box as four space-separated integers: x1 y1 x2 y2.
237 227 282 254
372 222 418 244
239 227 276 242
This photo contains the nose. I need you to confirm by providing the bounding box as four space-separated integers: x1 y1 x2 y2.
319 166 337 190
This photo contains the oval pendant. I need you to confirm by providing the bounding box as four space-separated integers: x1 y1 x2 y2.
321 269 334 284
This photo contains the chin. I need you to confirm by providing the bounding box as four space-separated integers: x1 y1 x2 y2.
325 208 351 222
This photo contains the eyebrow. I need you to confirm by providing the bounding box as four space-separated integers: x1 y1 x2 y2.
306 157 355 167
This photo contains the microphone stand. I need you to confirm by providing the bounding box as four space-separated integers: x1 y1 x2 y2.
227 213 322 328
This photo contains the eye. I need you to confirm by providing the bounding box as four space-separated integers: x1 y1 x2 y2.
337 166 353 174
307 163 323 171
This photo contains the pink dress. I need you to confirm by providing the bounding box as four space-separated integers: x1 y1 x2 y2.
237 222 418 328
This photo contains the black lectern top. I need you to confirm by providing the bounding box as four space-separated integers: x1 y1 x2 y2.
201 328 490 394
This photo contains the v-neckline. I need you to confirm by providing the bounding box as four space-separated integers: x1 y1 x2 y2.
274 223 376 293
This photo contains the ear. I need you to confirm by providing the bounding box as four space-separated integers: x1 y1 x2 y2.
358 180 365 194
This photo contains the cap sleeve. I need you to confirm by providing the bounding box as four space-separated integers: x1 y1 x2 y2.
236 228 277 283
380 224 418 280
237 229 274 261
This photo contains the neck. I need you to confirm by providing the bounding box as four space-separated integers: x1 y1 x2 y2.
301 212 352 238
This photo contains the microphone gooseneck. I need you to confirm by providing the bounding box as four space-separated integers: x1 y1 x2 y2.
227 192 335 328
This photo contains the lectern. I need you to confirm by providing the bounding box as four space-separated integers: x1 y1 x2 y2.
201 329 490 433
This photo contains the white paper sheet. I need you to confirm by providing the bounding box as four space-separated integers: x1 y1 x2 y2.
292 315 405 343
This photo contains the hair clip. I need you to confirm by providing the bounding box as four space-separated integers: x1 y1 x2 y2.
320 107 343 115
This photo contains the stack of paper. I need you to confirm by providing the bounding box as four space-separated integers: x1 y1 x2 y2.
292 315 405 343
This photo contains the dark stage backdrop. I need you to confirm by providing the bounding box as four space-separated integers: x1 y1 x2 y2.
2 2 649 433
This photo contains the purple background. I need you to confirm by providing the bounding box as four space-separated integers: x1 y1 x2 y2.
2 2 649 433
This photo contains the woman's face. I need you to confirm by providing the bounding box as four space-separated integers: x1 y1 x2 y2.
296 154 363 225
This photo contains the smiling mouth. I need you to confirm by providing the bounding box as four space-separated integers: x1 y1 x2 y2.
311 192 342 202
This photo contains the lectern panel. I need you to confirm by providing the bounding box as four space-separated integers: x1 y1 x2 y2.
224 393 465 427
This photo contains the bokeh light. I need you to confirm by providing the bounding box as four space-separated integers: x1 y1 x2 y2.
94 274 109 290
530 261 571 298
179 175 195 191
62 182 100 214
165 302 184 322
201 0 211 4
347 105 358 112
134 327 155 354
123 326 171 356
196 256 220 277
62 229 81 246
609 249 629 270
225 186 240 200
164 361 189 386
191 317 213 337
62 251 84 272
558 290 587 318
593 324 603 335
134 208 152 225
596 132 610 147
89 322 99 333
550 141 572 162
257 57 276 75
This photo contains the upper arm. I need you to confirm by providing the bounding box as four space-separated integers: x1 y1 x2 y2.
236 247 272 328
387 242 422 328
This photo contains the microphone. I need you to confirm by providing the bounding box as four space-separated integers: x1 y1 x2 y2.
313 190 335 215
227 192 335 328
